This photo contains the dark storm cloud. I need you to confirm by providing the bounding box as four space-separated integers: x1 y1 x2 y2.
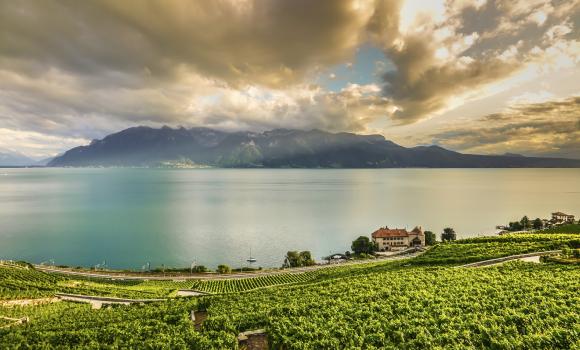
0 0 377 87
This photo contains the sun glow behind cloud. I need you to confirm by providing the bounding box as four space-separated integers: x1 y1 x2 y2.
0 0 578 158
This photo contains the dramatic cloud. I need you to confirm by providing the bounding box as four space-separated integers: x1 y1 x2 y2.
373 0 580 123
0 0 391 150
0 0 578 157
429 96 580 158
0 0 377 87
189 83 394 132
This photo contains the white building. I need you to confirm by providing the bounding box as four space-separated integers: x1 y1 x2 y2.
371 226 425 251
551 212 575 224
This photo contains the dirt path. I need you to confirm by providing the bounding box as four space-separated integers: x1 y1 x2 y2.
518 256 541 263
0 297 59 307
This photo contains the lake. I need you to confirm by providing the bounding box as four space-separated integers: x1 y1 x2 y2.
0 168 579 269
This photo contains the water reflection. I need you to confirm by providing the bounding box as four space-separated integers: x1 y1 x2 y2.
0 168 578 269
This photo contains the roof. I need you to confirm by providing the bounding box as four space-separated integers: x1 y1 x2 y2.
372 227 410 238
552 212 573 216
411 226 423 234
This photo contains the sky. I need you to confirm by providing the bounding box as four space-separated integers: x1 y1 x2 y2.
0 0 579 159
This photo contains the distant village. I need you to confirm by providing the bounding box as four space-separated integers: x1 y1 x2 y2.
367 211 577 254
496 211 576 234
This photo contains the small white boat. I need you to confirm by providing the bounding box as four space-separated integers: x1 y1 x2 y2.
246 248 257 263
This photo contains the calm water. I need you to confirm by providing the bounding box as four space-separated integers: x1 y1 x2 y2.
0 168 579 269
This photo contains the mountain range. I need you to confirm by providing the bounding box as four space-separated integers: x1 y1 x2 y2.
48 126 580 168
0 149 52 167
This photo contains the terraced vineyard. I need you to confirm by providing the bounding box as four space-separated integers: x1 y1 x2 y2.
0 265 63 300
540 224 580 234
1 261 578 349
411 233 580 265
1 227 579 349
192 270 321 294
0 266 192 300
203 262 580 349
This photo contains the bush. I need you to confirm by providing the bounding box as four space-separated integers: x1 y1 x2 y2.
192 265 207 273
216 265 231 274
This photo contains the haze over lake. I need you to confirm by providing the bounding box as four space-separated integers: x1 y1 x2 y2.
1 168 579 269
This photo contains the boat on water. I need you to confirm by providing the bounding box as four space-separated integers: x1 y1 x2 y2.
246 248 257 263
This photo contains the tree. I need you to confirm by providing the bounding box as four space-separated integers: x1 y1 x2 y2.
508 221 523 231
283 251 300 268
532 218 543 230
424 231 436 246
441 227 456 242
299 251 315 266
192 265 207 273
351 236 378 255
217 264 231 274
283 250 316 268
520 216 531 230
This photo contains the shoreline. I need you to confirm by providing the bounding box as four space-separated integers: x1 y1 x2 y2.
32 248 424 281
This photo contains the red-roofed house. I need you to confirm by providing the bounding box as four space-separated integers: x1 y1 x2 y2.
371 226 425 251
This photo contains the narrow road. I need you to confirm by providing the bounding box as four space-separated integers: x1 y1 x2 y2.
459 250 560 268
34 249 424 281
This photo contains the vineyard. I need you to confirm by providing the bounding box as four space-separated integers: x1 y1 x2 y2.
193 273 307 294
540 224 580 234
0 266 193 300
192 260 416 294
192 270 321 294
411 233 580 265
1 261 578 349
0 229 579 349
0 265 64 300
199 262 580 349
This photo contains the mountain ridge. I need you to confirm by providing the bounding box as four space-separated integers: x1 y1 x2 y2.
48 126 580 168
0 149 36 166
